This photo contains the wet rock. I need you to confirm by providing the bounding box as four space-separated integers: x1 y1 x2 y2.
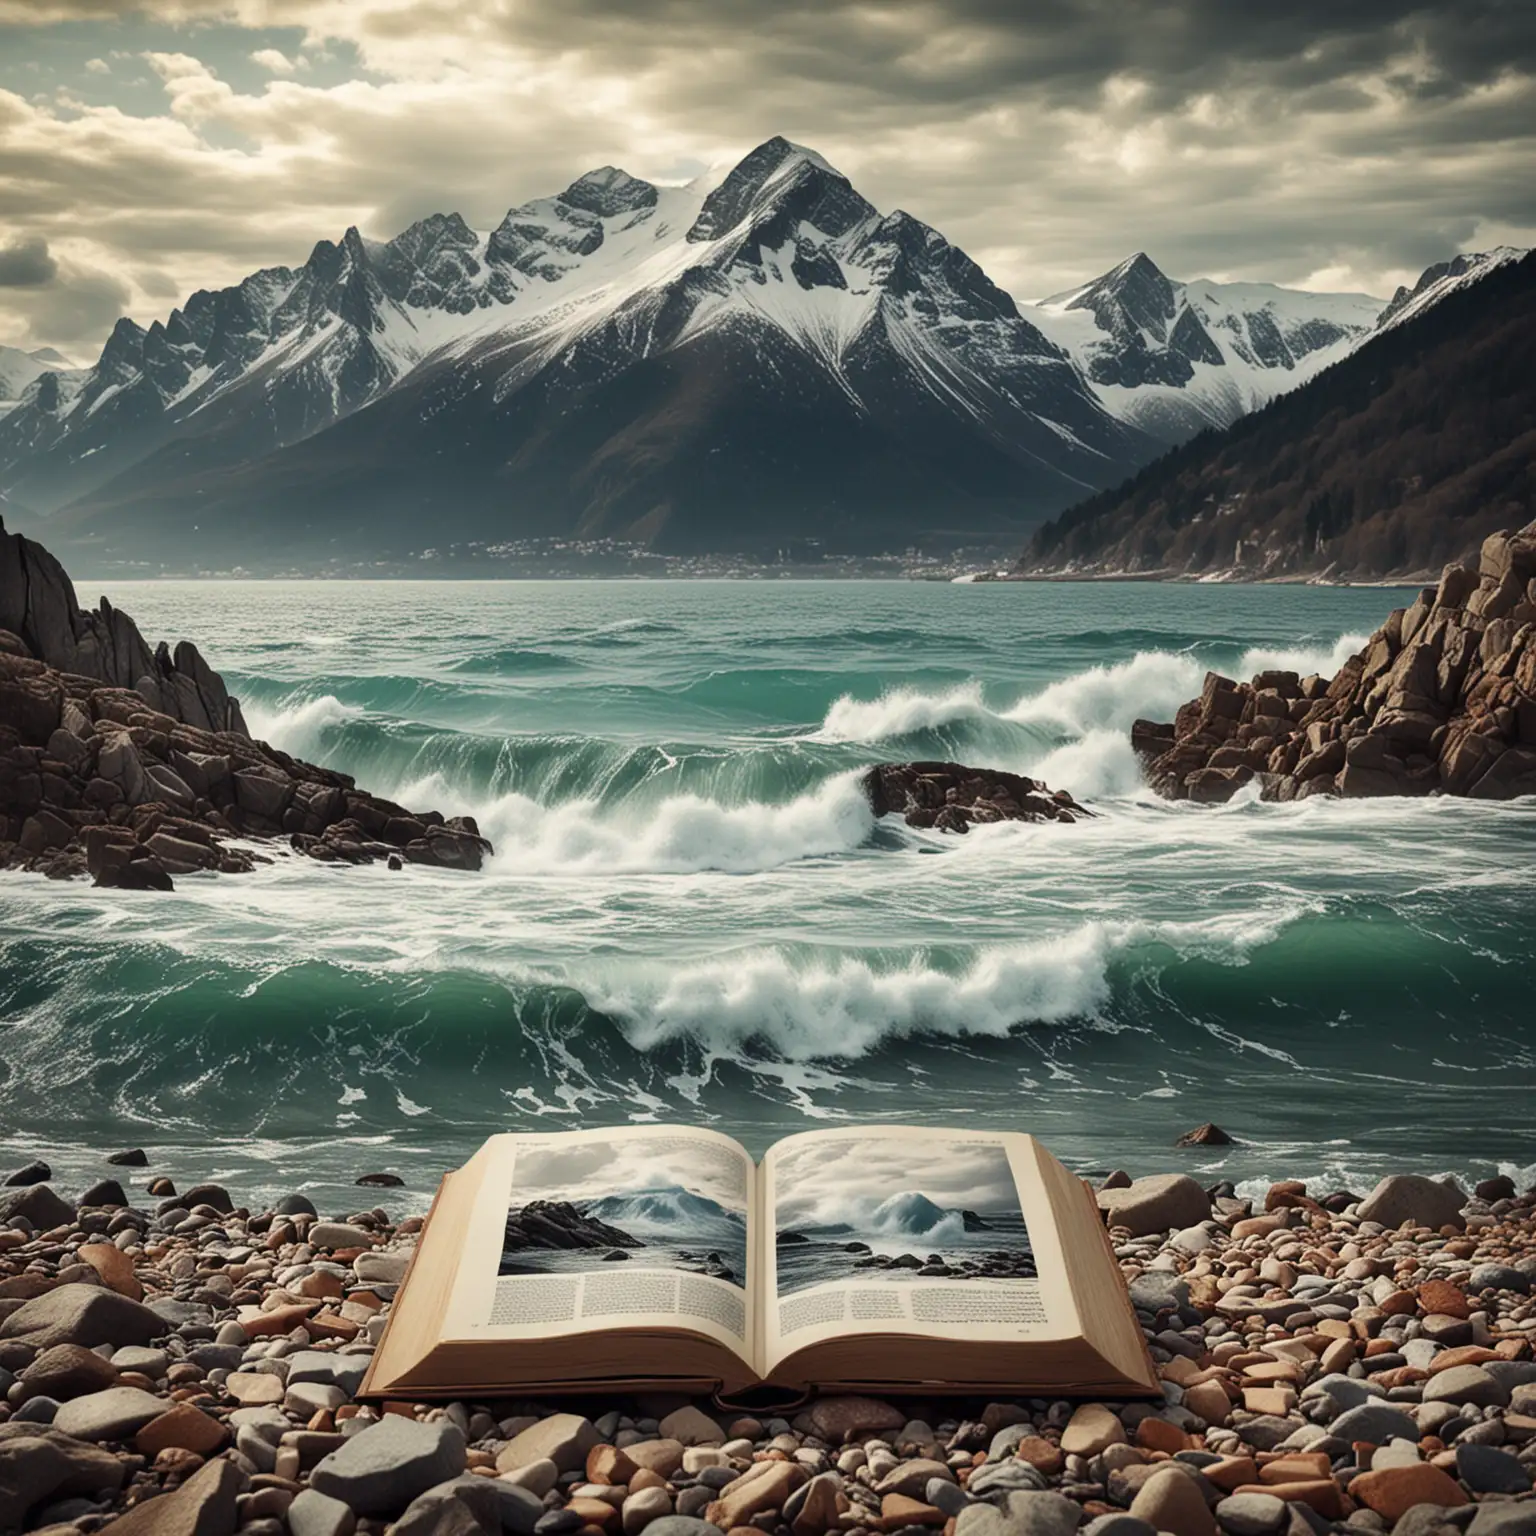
3 1160 51 1187
0 1184 74 1231
1357 1174 1468 1231
1175 1123 1232 1147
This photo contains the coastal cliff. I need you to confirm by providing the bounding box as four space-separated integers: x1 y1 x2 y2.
1133 522 1536 802
0 516 490 886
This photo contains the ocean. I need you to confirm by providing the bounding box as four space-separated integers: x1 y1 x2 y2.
3 578 1533 1212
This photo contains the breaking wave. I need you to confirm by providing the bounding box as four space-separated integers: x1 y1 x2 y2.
583 906 1301 1060
420 769 878 876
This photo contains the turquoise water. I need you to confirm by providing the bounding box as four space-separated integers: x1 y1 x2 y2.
2 579 1533 1210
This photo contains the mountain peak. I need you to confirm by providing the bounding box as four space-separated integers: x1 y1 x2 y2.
559 166 658 218
686 136 863 244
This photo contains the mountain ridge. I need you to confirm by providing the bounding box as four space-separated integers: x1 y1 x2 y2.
1019 250 1536 582
1 138 1524 568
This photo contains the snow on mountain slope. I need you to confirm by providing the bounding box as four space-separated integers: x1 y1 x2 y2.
1374 247 1529 333
1024 254 1385 444
15 138 1155 560
0 346 80 419
3 138 1526 564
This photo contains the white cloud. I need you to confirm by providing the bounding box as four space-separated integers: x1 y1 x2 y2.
0 0 1531 355
249 47 299 75
84 56 110 75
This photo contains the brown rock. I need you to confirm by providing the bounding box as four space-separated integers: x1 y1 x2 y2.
17 1344 119 1402
1350 1463 1469 1521
805 1396 904 1442
1135 1418 1192 1453
1175 1123 1232 1147
586 1444 638 1485
881 1494 945 1529
1061 1403 1126 1457
706 1462 807 1529
76 1242 142 1301
1012 1437 1065 1476
1128 1466 1216 1536
1417 1279 1470 1318
133 1404 227 1458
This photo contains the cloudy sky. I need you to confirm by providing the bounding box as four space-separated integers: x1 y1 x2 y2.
510 1133 750 1213
773 1134 1022 1232
2 0 1532 359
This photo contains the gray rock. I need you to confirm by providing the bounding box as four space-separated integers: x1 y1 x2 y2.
671 1488 714 1519
1455 1443 1532 1494
1488 1361 1536 1390
1356 1174 1467 1231
1097 1174 1211 1237
0 1184 74 1231
354 1250 411 1285
637 1521 725 1536
989 1422 1035 1459
51 1386 168 1441
966 1460 1050 1500
957 1490 1084 1536
109 1347 168 1377
1392 1509 1475 1536
3 1160 51 1187
1303 1374 1378 1412
875 1457 954 1498
1234 1415 1305 1451
1082 1520 1156 1536
308 1221 374 1249
1467 1508 1536 1536
390 1474 501 1535
0 1296 133 1363
489 1478 546 1535
1422 1365 1509 1408
284 1350 370 1397
1128 1273 1191 1313
1217 1492 1288 1536
1469 1263 1531 1295
928 1479 973 1517
309 1415 467 1516
273 1194 319 1217
288 1486 357 1536
1329 1403 1421 1445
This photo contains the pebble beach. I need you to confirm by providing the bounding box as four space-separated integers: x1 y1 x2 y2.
2 1162 1534 1536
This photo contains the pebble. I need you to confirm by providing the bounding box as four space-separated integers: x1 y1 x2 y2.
0 1168 1533 1536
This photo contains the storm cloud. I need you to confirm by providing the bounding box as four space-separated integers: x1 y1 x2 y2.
0 0 1531 354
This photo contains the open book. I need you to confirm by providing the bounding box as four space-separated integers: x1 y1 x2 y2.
361 1125 1156 1400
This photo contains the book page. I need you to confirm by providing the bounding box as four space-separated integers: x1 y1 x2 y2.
760 1126 1079 1373
439 1125 757 1362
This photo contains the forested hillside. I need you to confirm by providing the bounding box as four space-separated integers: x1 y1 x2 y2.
1021 252 1535 579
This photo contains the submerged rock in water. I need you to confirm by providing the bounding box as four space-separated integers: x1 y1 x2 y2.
863 761 1091 832
0 515 492 885
1136 519 1536 804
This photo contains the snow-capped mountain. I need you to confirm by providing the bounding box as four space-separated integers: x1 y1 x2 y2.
1 138 1161 561
1023 253 1384 445
0 138 1524 567
0 346 78 419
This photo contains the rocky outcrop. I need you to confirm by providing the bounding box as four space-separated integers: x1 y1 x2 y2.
864 762 1091 832
0 517 246 735
501 1201 643 1254
0 516 491 886
1134 522 1536 804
